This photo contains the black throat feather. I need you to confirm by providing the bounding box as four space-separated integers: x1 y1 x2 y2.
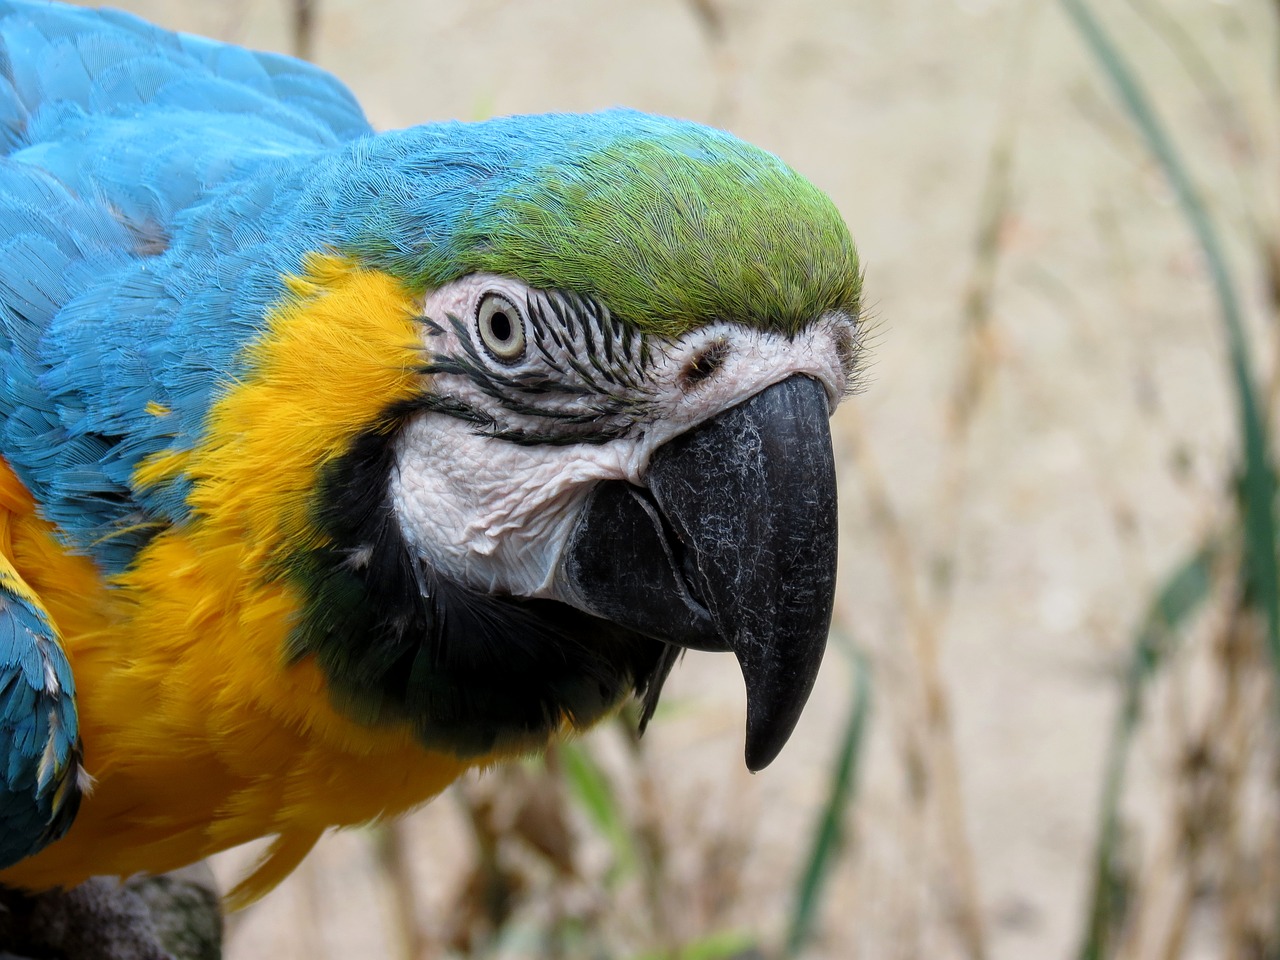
286 405 676 758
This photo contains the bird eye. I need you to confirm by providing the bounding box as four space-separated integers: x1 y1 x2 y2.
476 293 526 364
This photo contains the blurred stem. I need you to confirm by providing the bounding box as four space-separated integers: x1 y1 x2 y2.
295 858 329 960
848 408 988 960
1267 233 1280 422
933 0 1039 617
617 715 681 954
373 821 432 960
682 0 738 125
292 0 317 61
1077 543 1217 960
1209 608 1269 956
1121 0 1257 162
1121 0 1273 335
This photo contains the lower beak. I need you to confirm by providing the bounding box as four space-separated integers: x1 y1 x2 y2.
561 374 838 771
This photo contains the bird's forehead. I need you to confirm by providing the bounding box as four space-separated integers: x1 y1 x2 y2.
420 116 863 337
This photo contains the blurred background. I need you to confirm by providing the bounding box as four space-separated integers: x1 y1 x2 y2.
66 1 1280 958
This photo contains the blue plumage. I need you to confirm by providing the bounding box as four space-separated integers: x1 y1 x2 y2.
0 1 376 565
0 583 78 869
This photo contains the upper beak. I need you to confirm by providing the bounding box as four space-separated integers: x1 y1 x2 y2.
560 374 838 771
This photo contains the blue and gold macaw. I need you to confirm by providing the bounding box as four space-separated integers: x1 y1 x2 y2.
0 0 862 907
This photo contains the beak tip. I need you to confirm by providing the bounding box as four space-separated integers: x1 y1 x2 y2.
742 682 813 773
744 745 775 774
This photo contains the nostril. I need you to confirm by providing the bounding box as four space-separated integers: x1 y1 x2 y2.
680 338 730 389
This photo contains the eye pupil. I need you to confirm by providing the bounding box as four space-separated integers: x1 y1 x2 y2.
489 311 512 343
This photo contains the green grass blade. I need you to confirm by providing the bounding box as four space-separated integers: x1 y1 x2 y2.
1078 541 1218 960
559 740 638 879
1058 0 1278 667
784 646 872 957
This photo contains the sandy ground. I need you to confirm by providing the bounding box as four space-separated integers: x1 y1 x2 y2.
56 1 1280 958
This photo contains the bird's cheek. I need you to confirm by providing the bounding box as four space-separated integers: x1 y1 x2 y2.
389 413 644 597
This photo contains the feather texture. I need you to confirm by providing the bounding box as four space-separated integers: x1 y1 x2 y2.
0 0 861 899
0 463 81 870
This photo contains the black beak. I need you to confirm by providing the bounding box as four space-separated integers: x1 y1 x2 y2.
561 374 838 771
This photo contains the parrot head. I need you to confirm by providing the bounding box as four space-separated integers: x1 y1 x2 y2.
261 111 863 773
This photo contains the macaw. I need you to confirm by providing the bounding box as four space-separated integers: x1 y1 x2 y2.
0 0 862 909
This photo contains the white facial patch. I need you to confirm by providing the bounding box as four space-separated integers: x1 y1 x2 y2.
388 273 858 600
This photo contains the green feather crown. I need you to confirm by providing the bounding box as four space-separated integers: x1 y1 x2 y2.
441 113 862 337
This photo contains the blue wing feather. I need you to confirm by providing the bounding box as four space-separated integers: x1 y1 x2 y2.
0 577 80 870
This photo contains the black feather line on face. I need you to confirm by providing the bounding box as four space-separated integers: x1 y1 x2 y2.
412 290 655 446
286 404 674 758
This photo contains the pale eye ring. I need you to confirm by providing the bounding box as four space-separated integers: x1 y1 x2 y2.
476 292 526 364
